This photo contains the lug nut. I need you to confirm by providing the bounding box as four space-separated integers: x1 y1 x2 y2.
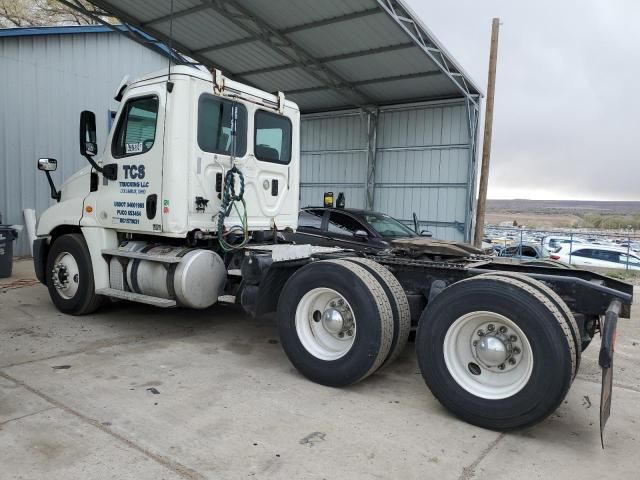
330 301 337 307
338 332 345 338
508 358 516 365
498 363 505 370
337 299 344 306
472 340 478 347
346 330 353 336
487 324 495 332
513 347 521 355
499 326 507 334
509 335 517 342
477 329 485 337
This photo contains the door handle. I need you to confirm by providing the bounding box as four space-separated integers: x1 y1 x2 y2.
146 194 158 219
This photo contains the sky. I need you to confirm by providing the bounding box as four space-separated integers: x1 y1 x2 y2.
406 0 639 201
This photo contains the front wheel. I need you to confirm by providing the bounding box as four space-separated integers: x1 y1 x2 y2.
416 276 574 430
46 234 104 315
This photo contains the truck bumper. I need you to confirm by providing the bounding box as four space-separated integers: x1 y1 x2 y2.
33 237 48 285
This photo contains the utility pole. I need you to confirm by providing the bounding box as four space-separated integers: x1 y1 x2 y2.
474 18 500 247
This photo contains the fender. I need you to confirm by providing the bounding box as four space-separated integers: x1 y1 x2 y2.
81 227 118 290
36 197 85 237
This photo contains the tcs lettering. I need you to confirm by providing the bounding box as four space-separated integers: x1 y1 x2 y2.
122 164 145 179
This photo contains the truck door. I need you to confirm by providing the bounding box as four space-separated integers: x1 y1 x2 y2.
93 86 164 232
245 109 293 222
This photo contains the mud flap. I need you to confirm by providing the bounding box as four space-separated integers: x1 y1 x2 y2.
599 299 621 449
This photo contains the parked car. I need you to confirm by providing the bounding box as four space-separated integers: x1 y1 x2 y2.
285 207 429 252
542 235 587 252
497 242 551 260
552 244 640 271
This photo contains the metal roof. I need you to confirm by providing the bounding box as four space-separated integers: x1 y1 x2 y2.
63 0 482 113
0 24 183 62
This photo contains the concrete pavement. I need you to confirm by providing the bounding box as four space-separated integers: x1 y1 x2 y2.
1 259 639 479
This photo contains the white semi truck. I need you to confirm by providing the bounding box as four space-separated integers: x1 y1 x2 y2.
34 66 632 438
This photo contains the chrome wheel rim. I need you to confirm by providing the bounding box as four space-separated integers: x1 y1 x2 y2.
295 287 356 361
443 311 533 399
51 252 80 300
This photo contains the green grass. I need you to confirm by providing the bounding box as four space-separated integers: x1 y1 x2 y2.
605 270 640 283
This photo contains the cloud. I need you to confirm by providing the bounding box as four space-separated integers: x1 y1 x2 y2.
406 0 640 200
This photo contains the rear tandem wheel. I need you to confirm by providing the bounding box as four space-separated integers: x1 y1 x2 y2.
276 259 394 387
416 275 575 430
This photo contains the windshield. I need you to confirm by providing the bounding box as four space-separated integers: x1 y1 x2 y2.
364 213 416 238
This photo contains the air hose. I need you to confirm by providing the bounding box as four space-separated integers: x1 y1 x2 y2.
217 165 249 251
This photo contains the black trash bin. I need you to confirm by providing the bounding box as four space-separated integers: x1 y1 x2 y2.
0 223 18 279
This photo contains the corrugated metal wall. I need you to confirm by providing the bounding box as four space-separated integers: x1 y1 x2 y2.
301 99 476 241
375 101 473 241
1 30 477 256
300 111 368 209
0 31 169 255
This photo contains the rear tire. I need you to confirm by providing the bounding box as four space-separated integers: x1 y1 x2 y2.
479 272 581 379
46 234 104 315
343 257 411 367
416 276 573 430
277 259 393 387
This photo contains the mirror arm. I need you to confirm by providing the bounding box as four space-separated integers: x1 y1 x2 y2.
44 171 61 202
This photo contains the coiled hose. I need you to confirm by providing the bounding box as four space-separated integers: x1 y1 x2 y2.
217 165 249 251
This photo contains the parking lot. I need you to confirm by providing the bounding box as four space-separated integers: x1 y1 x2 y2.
1 258 639 480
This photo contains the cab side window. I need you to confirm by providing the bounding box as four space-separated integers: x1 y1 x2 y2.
198 95 247 156
112 96 159 158
254 110 292 164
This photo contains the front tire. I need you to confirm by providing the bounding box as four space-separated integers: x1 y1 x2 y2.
277 259 393 387
46 234 104 315
416 276 574 430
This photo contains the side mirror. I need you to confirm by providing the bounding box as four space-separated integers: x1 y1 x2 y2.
38 158 57 171
354 229 369 241
420 230 433 237
79 110 116 180
37 158 60 201
79 110 98 157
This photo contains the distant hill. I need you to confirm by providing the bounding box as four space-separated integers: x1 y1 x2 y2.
485 199 640 229
487 199 640 216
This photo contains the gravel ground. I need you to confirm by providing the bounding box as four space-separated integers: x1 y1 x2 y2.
1 259 639 480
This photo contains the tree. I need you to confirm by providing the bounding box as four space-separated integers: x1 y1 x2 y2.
0 0 114 28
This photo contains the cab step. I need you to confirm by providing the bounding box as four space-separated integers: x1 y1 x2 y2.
96 288 177 307
101 249 182 263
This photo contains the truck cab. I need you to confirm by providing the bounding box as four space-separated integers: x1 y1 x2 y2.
34 66 300 315
38 66 300 239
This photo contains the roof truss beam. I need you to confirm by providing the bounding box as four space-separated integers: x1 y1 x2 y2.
66 0 257 87
236 42 415 77
190 6 382 55
279 7 381 35
285 70 442 96
142 4 212 27
198 0 373 107
376 0 479 108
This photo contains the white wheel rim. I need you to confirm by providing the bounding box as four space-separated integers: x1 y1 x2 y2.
443 311 533 400
295 287 356 361
51 252 80 300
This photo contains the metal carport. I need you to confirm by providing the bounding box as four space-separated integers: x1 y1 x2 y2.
65 0 482 241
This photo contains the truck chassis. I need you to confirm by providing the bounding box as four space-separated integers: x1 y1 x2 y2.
34 231 632 442
32 67 633 442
